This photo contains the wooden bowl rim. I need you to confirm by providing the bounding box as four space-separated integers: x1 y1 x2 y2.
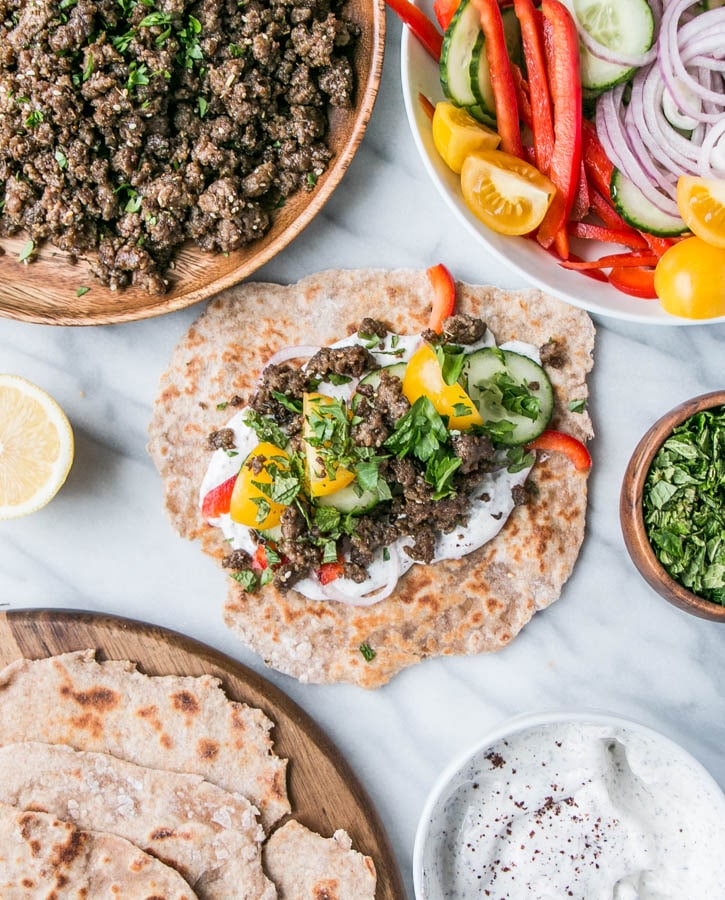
620 390 725 622
0 0 386 326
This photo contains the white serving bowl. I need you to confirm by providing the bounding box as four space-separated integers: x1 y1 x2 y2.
400 13 725 326
413 709 725 898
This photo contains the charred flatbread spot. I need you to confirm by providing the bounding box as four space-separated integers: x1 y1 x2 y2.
272 769 287 801
150 828 176 841
137 705 163 732
70 713 104 739
313 880 340 900
21 879 34 888
171 691 200 717
51 828 86 866
70 687 119 710
160 734 174 750
198 738 220 760
485 597 503 615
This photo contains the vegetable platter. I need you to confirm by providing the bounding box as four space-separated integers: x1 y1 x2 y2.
397 0 725 324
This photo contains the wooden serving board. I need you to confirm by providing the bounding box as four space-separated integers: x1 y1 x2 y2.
0 608 405 900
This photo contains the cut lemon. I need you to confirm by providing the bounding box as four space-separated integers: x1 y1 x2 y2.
676 176 725 248
432 102 500 175
0 375 74 520
460 150 556 236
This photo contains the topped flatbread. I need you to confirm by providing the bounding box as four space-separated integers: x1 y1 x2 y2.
0 650 289 829
149 268 594 688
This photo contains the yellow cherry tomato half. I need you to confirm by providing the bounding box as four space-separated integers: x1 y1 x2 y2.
230 441 290 529
676 175 725 249
654 237 725 319
402 344 483 430
302 392 356 497
432 101 501 175
460 150 556 236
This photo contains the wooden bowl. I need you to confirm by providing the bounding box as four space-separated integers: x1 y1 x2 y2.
0 0 385 326
620 390 725 622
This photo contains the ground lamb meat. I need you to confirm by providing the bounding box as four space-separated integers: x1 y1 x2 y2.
357 317 388 339
539 337 567 368
207 428 236 451
306 345 376 380
222 548 253 571
441 314 488 345
250 363 307 422
451 432 496 475
0 0 357 293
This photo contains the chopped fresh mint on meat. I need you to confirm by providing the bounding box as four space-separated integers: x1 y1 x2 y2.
643 406 725 604
327 373 352 386
425 452 462 500
251 496 271 525
506 446 535 474
230 570 258 592
322 540 339 564
385 396 448 462
244 410 289 449
314 505 341 533
271 391 302 414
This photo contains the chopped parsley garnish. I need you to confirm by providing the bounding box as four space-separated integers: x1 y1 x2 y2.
230 569 258 592
506 445 535 474
425 452 462 500
25 109 44 128
568 399 587 414
434 343 466 386
18 240 34 263
359 643 376 662
76 286 90 297
216 401 229 411
479 371 541 422
54 149 68 170
243 410 289 449
271 391 303 414
198 96 209 118
327 373 352 386
643 406 725 605
385 396 448 463
127 61 150 94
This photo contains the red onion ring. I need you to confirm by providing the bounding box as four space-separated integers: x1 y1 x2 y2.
320 551 401 606
264 345 321 367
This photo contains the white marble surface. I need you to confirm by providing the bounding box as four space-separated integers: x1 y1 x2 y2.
2 15 725 898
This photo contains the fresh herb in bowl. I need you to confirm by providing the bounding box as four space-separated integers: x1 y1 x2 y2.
642 405 725 605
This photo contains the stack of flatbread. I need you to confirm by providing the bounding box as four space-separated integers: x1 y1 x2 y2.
0 650 377 898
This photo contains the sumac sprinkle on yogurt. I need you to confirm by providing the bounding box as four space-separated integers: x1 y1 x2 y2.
643 404 725 605
0 0 357 293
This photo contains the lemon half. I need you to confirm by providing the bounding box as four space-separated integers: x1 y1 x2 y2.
0 374 74 520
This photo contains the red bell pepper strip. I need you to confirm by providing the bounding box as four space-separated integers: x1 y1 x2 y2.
251 544 269 572
511 65 532 128
569 159 590 223
470 0 523 157
427 263 456 333
418 92 436 122
567 221 649 250
526 430 592 471
318 560 345 584
581 119 613 201
385 0 443 61
201 474 237 518
513 0 554 174
642 233 681 258
608 266 658 299
433 0 460 30
536 0 582 251
560 252 658 271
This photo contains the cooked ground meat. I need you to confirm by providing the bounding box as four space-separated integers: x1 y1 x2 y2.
0 0 357 293
357 317 388 339
306 344 375 380
441 313 487 345
208 427 236 451
249 362 306 424
402 526 436 564
451 432 496 475
374 369 409 424
539 337 567 368
222 548 252 570
511 483 529 506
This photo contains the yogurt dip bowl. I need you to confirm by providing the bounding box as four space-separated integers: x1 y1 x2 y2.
413 710 725 899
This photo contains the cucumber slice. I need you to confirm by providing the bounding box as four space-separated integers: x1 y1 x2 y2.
317 483 380 514
468 9 521 115
257 525 282 542
467 105 497 128
610 169 688 237
461 348 553 446
440 0 481 109
573 0 654 93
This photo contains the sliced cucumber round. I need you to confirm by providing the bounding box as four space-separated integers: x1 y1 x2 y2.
461 348 553 446
610 169 688 236
316 483 380 514
440 0 481 109
468 7 521 117
573 0 654 93
257 525 282 542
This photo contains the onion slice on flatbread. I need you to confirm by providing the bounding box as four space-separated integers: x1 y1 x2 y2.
148 269 594 687
0 650 289 829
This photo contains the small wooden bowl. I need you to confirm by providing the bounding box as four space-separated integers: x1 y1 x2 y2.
620 390 725 622
0 0 385 326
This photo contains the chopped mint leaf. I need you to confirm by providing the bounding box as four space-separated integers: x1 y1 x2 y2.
359 643 376 662
434 343 466 386
230 569 258 592
382 546 390 562
568 399 587 414
243 410 288 449
271 391 302 414
385 396 448 463
76 286 90 297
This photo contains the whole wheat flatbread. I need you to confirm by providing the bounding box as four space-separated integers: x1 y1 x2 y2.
0 650 289 829
0 742 275 900
148 268 594 688
263 821 376 899
0 802 197 899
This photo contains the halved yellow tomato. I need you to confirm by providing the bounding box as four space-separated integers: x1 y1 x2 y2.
460 150 556 236
654 236 725 319
432 102 500 175
230 441 290 529
402 344 482 430
302 392 356 497
676 175 725 248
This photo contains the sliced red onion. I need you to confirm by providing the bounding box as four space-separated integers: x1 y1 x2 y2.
560 0 658 68
320 551 400 607
660 1 725 105
699 120 725 178
264 345 320 367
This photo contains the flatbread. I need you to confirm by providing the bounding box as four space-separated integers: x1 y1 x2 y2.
0 650 289 829
0 802 197 899
263 821 376 900
148 268 594 688
0 742 275 900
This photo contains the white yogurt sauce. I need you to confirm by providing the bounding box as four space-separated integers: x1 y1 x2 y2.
200 330 539 605
420 720 725 899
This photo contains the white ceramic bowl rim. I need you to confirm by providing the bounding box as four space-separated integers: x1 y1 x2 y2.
399 20 725 327
412 707 725 898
